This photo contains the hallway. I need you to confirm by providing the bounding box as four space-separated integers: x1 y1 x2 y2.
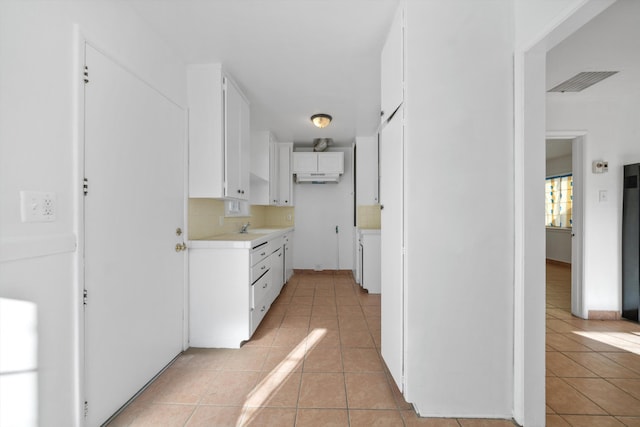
108 271 516 426
546 262 640 426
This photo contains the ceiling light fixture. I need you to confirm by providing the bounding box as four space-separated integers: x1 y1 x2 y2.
311 113 332 128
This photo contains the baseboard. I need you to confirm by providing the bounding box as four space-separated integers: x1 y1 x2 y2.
294 269 352 276
588 310 621 320
546 258 571 267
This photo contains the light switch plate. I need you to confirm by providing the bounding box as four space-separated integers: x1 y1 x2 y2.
599 190 608 203
20 191 56 222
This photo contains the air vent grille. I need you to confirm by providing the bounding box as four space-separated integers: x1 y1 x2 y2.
548 71 618 93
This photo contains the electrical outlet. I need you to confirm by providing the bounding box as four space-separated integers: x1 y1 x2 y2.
20 191 56 222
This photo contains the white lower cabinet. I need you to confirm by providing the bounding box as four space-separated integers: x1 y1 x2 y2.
189 232 290 348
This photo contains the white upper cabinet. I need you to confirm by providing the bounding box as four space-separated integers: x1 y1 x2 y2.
381 6 404 123
249 132 293 206
271 142 293 206
187 64 250 200
292 152 318 173
292 152 344 174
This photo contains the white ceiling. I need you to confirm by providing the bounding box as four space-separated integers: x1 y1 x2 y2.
129 0 400 146
128 0 638 146
546 0 640 97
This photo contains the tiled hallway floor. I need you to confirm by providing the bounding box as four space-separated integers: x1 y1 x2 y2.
109 271 516 426
546 262 640 426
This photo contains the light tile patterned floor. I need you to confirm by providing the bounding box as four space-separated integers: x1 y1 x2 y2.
546 262 640 427
108 271 517 426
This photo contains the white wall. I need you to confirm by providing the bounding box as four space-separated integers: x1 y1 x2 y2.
547 93 640 312
292 147 354 271
402 0 514 418
0 1 186 425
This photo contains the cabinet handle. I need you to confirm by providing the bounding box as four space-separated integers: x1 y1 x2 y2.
261 265 266 270
260 252 266 256
263 283 268 288
261 305 266 312
237 189 241 194
380 205 384 210
241 190 245 194
284 200 288 203
279 253 282 257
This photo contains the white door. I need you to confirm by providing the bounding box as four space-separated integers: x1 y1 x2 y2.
380 110 404 392
84 44 186 425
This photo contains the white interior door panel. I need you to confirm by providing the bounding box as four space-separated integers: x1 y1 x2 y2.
84 44 185 426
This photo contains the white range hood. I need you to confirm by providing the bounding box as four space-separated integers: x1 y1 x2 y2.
292 151 344 184
295 172 341 183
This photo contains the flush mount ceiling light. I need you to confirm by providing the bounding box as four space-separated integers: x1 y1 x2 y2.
310 113 332 128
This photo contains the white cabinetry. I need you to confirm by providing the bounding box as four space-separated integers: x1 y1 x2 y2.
189 234 287 348
250 133 293 206
380 6 404 123
283 232 293 283
356 135 379 205
359 229 381 294
188 64 250 200
292 152 344 174
271 143 293 206
271 247 284 298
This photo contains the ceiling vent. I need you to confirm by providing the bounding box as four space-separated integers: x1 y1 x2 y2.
548 71 618 93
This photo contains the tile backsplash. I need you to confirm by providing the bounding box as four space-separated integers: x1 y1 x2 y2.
188 199 295 239
357 204 381 229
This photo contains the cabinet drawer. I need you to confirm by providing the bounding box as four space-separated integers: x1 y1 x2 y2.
251 256 270 284
251 242 270 266
252 271 271 309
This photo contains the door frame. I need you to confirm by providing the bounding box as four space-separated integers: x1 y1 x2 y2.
546 131 587 319
72 27 190 425
514 1 615 425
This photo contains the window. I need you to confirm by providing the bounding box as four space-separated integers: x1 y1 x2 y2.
545 174 572 228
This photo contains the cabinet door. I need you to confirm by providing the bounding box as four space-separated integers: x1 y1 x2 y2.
271 247 284 298
284 239 293 283
225 77 249 200
381 6 403 123
238 90 251 201
277 143 293 206
292 152 317 173
317 152 344 174
380 110 404 392
269 142 280 205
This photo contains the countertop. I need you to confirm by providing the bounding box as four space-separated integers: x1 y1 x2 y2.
189 226 294 249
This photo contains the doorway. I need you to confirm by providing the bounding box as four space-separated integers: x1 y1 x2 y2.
545 133 586 319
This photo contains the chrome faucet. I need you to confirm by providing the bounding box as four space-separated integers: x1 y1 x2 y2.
240 222 251 234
